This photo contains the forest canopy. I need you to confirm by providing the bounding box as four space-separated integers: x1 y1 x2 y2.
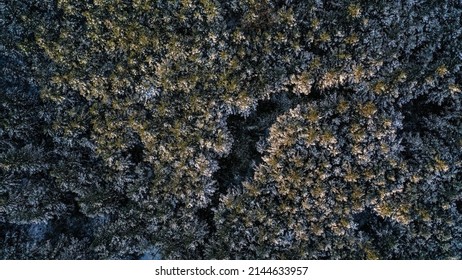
1 0 461 259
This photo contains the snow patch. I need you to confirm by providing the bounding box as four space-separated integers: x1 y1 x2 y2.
139 245 162 260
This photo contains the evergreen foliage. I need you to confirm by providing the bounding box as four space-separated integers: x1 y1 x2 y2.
1 0 461 259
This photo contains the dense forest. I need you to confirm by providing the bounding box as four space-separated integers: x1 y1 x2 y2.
1 0 461 259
